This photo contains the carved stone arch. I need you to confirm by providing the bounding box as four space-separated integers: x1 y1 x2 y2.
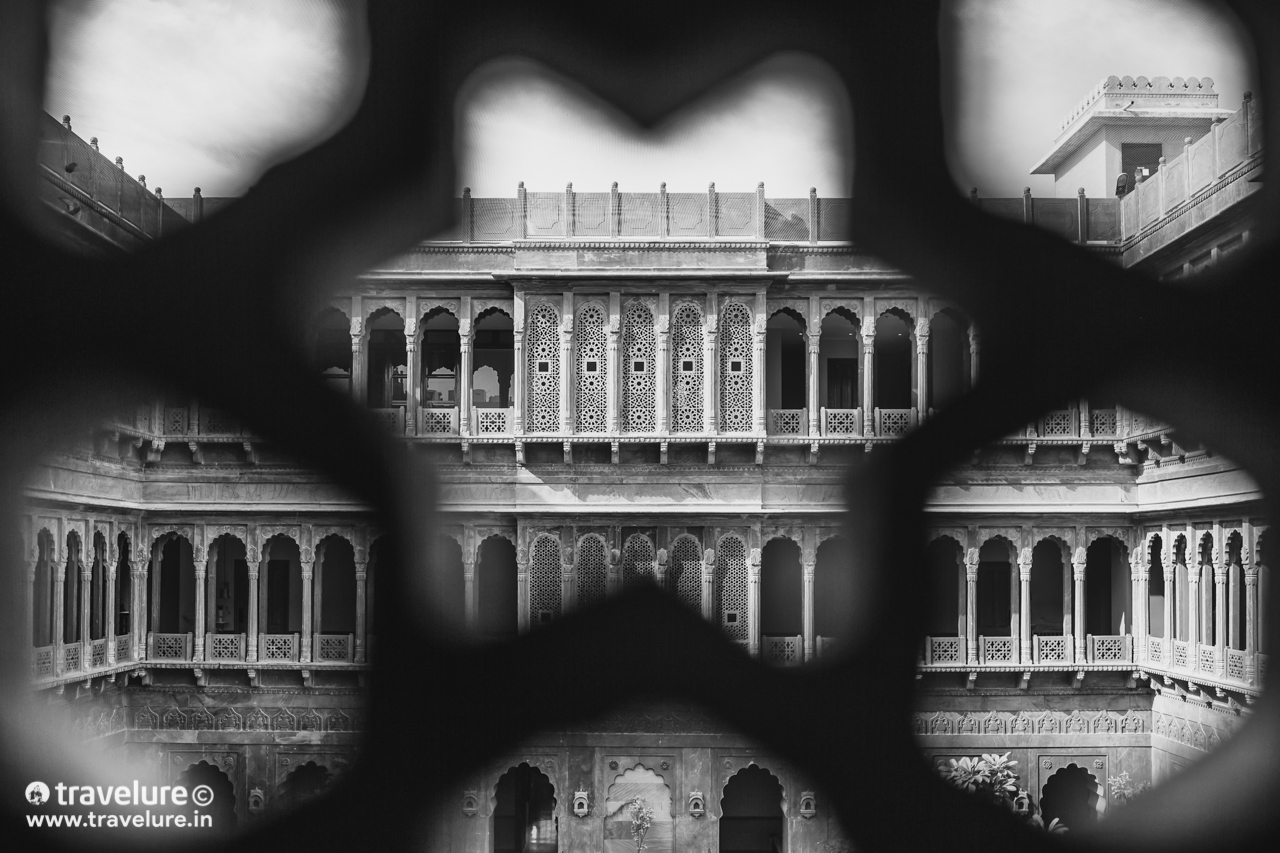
257 526 302 559
761 530 802 549
875 298 917 324
311 526 356 551
717 758 789 819
622 293 658 313
927 532 965 556
767 299 809 327
1087 527 1133 548
473 300 514 324
485 757 564 814
978 530 1019 560
818 299 862 324
149 524 195 547
606 762 675 818
418 298 462 325
363 298 406 325
815 529 847 549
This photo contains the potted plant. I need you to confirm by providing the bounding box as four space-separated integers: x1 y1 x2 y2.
938 753 1067 834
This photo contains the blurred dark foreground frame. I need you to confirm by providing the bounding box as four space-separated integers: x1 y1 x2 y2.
2 1 1280 852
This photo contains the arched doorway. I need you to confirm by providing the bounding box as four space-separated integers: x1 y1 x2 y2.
1030 540 1066 642
925 537 962 642
115 533 133 649
317 536 358 661
668 534 703 612
1148 536 1165 638
207 534 249 659
766 309 806 432
313 306 352 396
176 760 236 827
575 535 608 611
927 308 971 413
32 528 55 648
420 308 461 413
720 766 784 853
152 535 196 639
1086 537 1129 636
605 766 672 853
1039 764 1103 831
279 760 332 810
474 308 514 410
478 536 518 641
63 531 84 646
976 539 1013 641
873 309 913 412
813 536 853 656
761 538 802 664
493 763 557 853
818 308 859 431
366 307 407 410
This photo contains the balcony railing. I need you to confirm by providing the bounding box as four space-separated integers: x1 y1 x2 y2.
472 407 513 436
115 634 132 662
63 644 81 672
875 407 917 438
1226 647 1247 681
371 407 405 435
315 633 354 662
763 634 803 666
1089 408 1118 436
89 638 107 668
1199 644 1219 674
1086 634 1131 663
149 632 193 661
1172 639 1190 669
206 632 246 661
767 409 808 436
978 635 1015 664
260 633 299 662
1038 409 1077 437
926 636 963 665
1147 635 1164 664
418 406 459 435
821 408 862 436
1034 634 1072 663
32 645 53 678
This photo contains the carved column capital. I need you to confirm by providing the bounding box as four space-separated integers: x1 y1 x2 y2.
1018 547 1033 579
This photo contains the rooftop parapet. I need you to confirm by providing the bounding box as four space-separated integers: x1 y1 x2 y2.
37 112 188 249
1056 75 1219 135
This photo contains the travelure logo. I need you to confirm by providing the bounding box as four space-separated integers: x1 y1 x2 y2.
26 782 50 806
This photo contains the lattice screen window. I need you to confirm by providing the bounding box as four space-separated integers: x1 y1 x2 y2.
670 535 703 611
525 303 562 433
671 302 705 433
622 301 657 432
575 535 607 609
529 534 563 626
718 302 754 432
716 535 748 641
621 533 656 589
575 302 608 433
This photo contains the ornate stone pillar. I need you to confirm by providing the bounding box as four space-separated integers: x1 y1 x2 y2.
1018 547 1032 664
1187 563 1200 664
354 557 368 663
516 543 530 632
562 545 576 612
1246 563 1258 681
968 326 980 388
193 545 207 662
79 555 92 667
105 546 117 665
861 315 876 435
459 316 473 436
606 293 620 434
52 550 65 675
299 551 314 663
964 548 978 664
607 542 622 597
561 294 575 433
701 549 715 622
654 548 668 589
915 317 930 421
802 552 816 662
1130 547 1146 659
462 548 477 632
404 315 420 435
24 558 36 652
1072 547 1086 663
132 545 149 662
752 294 766 434
806 332 820 436
349 314 366 405
704 295 717 434
747 547 762 658
656 293 670 433
247 546 263 663
513 291 526 434
1215 560 1228 672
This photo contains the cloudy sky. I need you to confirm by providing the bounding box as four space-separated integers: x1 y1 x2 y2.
43 0 1257 201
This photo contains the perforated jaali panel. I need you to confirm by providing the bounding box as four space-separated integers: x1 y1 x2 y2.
671 301 705 433
718 301 754 433
622 301 657 433
621 533 655 589
575 535 607 609
670 534 703 611
528 534 562 625
525 303 561 433
716 535 748 641
575 302 608 433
